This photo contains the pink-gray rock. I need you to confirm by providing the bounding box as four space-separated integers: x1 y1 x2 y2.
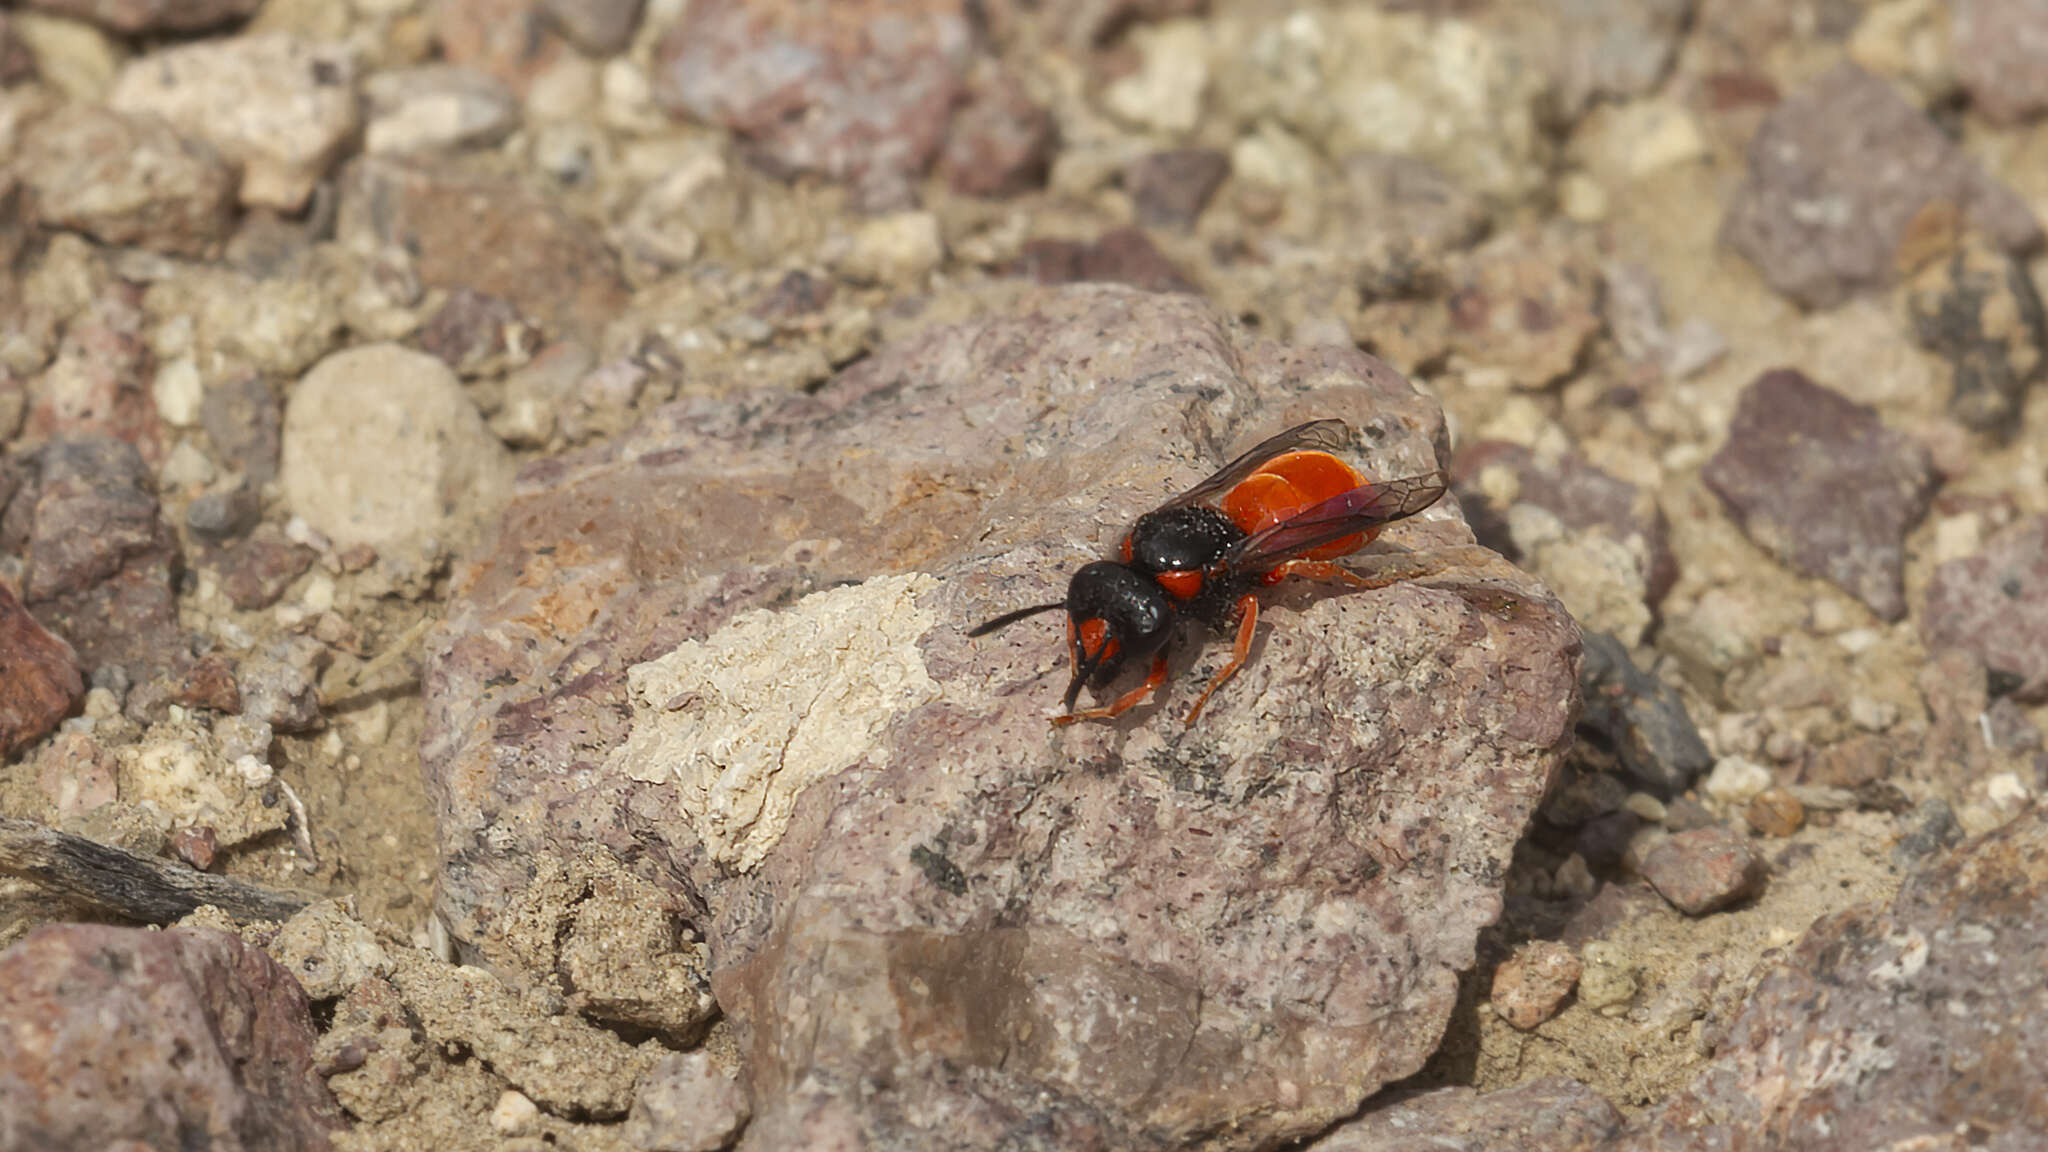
1640 825 1763 915
1610 804 2048 1150
0 923 341 1151
1924 515 2048 703
1445 227 1602 390
20 437 183 679
624 1052 752 1152
422 284 1580 1149
1721 64 2043 308
416 287 543 377
1311 1077 1622 1152
1702 369 1936 622
1012 227 1199 294
215 523 318 610
21 284 163 469
1490 940 1583 1030
336 156 629 343
539 0 644 55
1126 148 1230 233
16 0 261 34
17 104 239 260
1953 0 2048 125
938 67 1055 199
651 0 976 209
0 581 81 760
0 14 35 86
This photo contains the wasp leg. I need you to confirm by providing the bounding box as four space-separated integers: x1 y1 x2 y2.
1053 654 1170 725
1184 593 1261 725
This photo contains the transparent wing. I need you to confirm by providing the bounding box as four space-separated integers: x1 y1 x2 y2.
1158 419 1355 511
1215 470 1449 573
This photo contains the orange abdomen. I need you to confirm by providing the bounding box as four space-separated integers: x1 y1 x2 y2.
1222 450 1374 559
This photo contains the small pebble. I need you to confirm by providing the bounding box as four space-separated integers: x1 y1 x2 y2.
1491 941 1583 1030
1641 825 1765 915
1744 788 1806 837
491 1089 539 1134
1703 756 1773 806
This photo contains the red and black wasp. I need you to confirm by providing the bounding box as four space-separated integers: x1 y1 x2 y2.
970 419 1449 725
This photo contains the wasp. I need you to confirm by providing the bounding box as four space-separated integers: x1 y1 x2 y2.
970 419 1449 725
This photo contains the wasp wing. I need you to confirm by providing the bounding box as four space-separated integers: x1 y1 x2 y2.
1213 470 1449 574
1157 419 1355 511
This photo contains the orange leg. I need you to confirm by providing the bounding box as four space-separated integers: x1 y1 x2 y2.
1184 593 1261 725
1053 654 1170 725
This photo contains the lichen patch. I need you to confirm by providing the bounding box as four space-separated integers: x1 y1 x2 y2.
609 573 942 871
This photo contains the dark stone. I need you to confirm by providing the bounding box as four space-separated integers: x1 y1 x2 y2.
1903 232 2047 439
1702 369 1936 621
186 482 262 543
215 524 318 611
1574 632 1712 795
1010 227 1200 294
1126 148 1229 232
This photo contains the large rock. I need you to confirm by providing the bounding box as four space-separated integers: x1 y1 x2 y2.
422 285 1581 1149
0 923 342 1151
1609 804 2048 1150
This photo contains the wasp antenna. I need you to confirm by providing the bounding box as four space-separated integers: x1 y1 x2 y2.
967 601 1065 637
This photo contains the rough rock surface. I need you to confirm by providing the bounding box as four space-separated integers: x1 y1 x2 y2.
0 581 81 759
1721 64 2042 308
1923 515 2048 703
108 33 361 211
0 923 341 1151
1611 805 2048 1150
1639 825 1764 916
651 0 976 209
422 285 1580 1149
1311 1077 1622 1151
1702 369 1936 622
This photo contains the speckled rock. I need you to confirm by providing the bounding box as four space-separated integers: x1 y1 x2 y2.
1953 0 2048 124
108 33 360 211
652 0 976 209
1446 227 1602 391
20 283 161 467
623 1052 752 1152
1312 1077 1622 1151
1611 805 2048 1150
0 581 81 759
422 284 1580 1149
114 714 290 848
1702 369 1936 622
336 156 629 342
1901 230 2047 439
1721 64 2042 308
17 104 237 258
280 343 514 554
16 0 260 34
1924 515 2048 703
1490 941 1583 1030
1640 825 1763 915
19 437 183 679
0 923 341 1151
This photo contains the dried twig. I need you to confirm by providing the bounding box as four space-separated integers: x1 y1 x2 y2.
0 817 313 925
